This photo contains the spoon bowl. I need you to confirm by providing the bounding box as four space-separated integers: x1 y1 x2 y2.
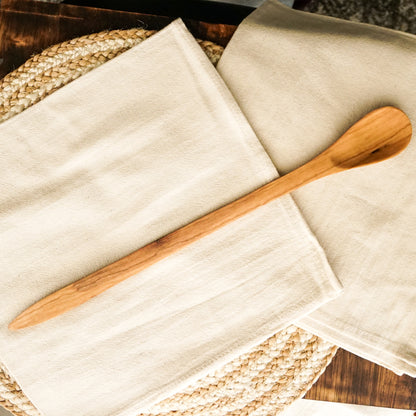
323 106 412 170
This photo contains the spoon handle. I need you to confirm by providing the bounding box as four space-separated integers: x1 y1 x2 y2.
9 156 332 330
9 106 411 330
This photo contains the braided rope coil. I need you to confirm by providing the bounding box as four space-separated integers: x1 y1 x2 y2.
0 28 337 416
0 29 222 122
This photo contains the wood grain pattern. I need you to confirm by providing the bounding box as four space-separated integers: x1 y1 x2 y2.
9 106 412 330
1 0 415 408
4 0 237 45
0 0 236 78
306 349 416 409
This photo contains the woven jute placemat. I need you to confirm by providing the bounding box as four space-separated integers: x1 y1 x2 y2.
0 28 338 416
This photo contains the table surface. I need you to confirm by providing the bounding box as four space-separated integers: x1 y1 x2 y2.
0 0 415 411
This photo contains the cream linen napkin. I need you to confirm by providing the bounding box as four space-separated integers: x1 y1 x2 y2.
217 0 416 376
0 19 341 416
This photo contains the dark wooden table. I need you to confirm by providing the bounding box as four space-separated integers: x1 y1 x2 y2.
0 0 415 411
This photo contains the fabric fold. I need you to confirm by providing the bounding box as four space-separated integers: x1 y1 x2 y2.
217 0 416 376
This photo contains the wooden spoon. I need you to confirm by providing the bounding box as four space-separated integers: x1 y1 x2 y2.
9 106 412 331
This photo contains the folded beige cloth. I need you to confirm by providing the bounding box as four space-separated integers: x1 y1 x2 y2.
217 0 416 376
0 19 341 416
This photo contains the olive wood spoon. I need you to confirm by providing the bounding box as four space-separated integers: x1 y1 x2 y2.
9 106 412 330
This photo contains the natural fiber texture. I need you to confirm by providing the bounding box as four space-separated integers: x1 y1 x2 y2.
138 327 337 416
1 326 337 416
0 28 223 123
0 28 337 416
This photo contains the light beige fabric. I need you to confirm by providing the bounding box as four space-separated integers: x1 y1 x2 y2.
0 19 341 416
217 0 416 376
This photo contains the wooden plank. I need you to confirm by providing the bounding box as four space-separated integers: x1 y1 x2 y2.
0 10 69 77
0 0 236 78
1 0 236 44
306 349 416 409
1 0 174 31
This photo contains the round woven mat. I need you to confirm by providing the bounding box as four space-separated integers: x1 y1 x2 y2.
0 29 338 416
